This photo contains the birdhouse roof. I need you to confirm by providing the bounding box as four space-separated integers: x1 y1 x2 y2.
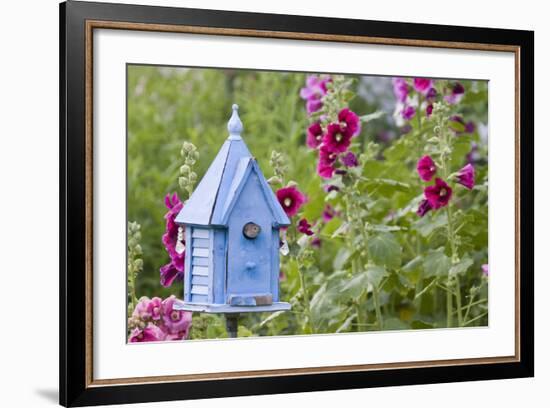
175 106 290 227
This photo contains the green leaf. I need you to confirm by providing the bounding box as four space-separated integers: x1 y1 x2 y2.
336 313 357 333
360 110 386 122
411 320 435 329
448 120 465 133
340 272 369 299
449 257 473 276
368 233 402 269
383 317 410 330
368 224 406 232
366 265 388 288
259 310 286 327
423 248 451 278
414 211 448 237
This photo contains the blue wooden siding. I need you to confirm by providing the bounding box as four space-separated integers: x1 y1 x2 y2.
213 229 227 304
226 171 273 298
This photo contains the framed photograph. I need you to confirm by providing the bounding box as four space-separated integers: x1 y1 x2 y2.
60 1 534 406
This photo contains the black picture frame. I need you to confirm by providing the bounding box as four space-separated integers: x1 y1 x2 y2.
60 1 534 406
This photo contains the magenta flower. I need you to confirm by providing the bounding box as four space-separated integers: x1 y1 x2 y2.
311 237 321 248
456 163 475 189
341 151 358 167
416 199 432 217
424 178 453 209
426 104 433 117
159 261 183 288
129 323 166 343
306 122 324 149
322 204 338 222
162 193 185 269
297 218 314 236
162 295 192 338
444 82 465 105
276 186 307 217
413 78 434 95
322 123 352 153
401 105 416 121
426 87 437 102
338 108 361 137
300 75 331 115
481 264 489 277
146 297 163 321
392 78 409 102
317 145 338 179
417 155 437 181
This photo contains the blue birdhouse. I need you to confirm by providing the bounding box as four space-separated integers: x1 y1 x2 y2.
173 104 292 315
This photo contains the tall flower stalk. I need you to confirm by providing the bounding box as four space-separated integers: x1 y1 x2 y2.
127 221 143 317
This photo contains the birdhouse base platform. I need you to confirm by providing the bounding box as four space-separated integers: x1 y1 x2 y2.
173 300 291 314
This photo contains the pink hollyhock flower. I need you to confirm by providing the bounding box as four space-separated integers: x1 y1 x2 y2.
456 163 475 190
416 199 432 217
401 105 416 121
297 218 314 236
132 296 152 320
159 261 183 288
317 145 338 179
306 122 324 149
322 204 338 222
322 123 352 153
129 323 166 343
444 82 465 105
162 193 185 269
392 78 409 102
413 78 434 95
338 108 361 137
341 151 358 167
276 186 307 217
417 155 437 182
424 178 453 209
481 264 489 277
162 295 192 338
300 75 331 115
146 297 163 321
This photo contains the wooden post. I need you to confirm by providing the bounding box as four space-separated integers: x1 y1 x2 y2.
225 313 239 338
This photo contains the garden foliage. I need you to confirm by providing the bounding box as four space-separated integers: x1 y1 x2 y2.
127 66 489 341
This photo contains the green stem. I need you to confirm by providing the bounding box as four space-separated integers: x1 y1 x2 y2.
373 285 384 330
455 276 463 326
463 311 489 327
298 266 314 334
446 283 453 327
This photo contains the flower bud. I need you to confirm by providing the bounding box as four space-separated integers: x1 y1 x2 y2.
180 164 191 175
179 176 188 187
267 176 282 185
189 172 197 181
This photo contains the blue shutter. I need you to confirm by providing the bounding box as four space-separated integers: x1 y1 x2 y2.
189 228 211 303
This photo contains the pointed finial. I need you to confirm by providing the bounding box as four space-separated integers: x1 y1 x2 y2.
227 103 243 140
